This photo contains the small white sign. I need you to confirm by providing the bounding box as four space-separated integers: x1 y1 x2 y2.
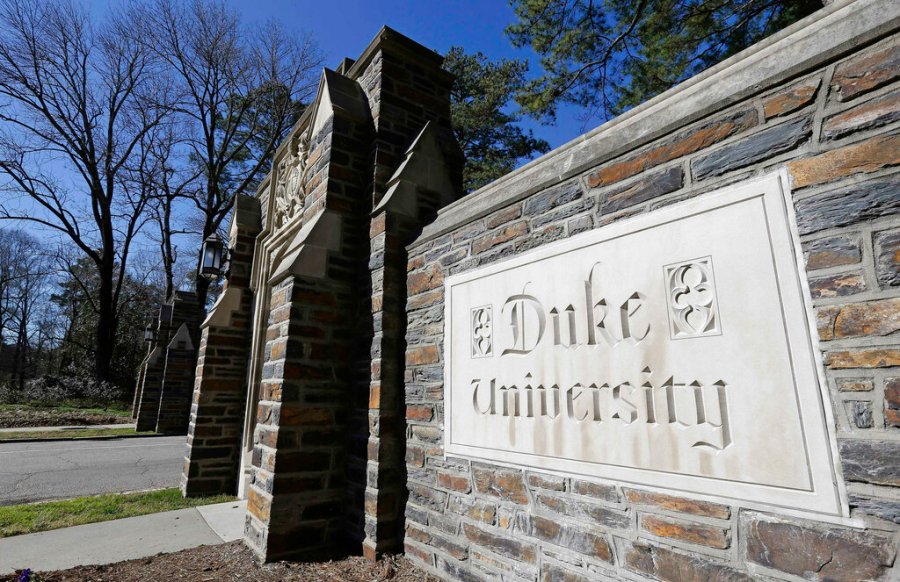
443 171 844 517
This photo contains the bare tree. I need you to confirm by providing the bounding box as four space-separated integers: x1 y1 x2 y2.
140 0 323 312
0 228 51 387
0 0 169 382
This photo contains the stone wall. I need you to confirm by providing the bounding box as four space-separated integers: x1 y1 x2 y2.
403 2 900 580
182 27 464 562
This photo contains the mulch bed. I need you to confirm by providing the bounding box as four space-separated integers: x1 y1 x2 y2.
0 409 131 429
2 541 441 582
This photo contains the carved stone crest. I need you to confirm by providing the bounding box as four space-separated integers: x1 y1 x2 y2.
273 131 310 231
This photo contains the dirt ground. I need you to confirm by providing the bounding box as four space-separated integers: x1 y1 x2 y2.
0 408 131 429
1 541 441 582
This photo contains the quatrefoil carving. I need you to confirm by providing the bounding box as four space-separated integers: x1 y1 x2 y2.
471 306 493 358
665 257 721 339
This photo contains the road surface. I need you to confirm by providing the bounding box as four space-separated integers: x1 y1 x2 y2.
0 436 185 505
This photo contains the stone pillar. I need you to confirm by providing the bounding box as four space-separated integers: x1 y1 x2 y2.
239 28 462 563
134 303 173 432
182 194 261 496
363 124 461 560
134 292 199 433
243 70 373 561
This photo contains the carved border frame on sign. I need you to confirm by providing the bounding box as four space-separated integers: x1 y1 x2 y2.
441 170 848 520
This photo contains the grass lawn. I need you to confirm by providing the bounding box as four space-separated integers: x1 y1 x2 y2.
0 402 132 416
0 427 150 441
0 488 236 538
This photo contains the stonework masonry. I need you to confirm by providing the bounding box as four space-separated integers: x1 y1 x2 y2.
404 1 900 580
182 27 463 562
133 290 199 435
175 1 900 579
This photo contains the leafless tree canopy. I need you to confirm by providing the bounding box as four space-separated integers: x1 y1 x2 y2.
0 0 323 383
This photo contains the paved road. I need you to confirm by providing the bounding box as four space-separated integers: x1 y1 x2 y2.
0 436 185 505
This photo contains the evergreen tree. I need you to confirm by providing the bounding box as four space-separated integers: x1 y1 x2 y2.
444 47 550 191
507 0 825 123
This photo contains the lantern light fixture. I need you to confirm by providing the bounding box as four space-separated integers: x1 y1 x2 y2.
199 233 229 279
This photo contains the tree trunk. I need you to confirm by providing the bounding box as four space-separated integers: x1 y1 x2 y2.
95 249 117 384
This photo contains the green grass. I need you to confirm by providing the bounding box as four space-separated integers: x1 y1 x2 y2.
0 427 149 441
0 488 236 538
0 401 132 416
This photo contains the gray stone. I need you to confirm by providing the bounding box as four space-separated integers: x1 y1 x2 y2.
600 166 683 214
847 400 874 428
874 229 900 287
850 495 900 524
743 511 896 581
692 116 812 179
523 180 583 216
839 439 900 486
803 236 861 270
795 177 900 235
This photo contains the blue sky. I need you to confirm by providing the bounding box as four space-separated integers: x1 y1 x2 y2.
233 0 590 147
8 1 592 280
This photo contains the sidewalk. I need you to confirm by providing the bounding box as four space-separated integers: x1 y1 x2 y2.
0 500 246 574
0 423 136 433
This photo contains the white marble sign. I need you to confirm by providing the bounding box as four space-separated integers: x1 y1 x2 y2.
444 171 845 516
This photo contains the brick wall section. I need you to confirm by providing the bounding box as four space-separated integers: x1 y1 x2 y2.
352 39 462 559
243 74 374 561
404 33 900 581
156 291 200 435
182 195 261 496
134 304 174 432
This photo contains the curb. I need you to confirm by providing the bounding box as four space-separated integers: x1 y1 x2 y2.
0 433 173 445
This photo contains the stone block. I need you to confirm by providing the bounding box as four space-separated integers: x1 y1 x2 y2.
462 522 537 563
831 43 900 102
524 181 582 216
623 488 731 519
846 400 874 429
826 349 900 369
803 236 861 271
598 166 683 214
473 465 529 505
743 511 896 580
808 271 866 299
570 479 619 503
692 116 812 180
816 298 900 340
534 492 631 530
788 133 900 189
624 541 751 582
886 377 900 428
839 438 900 486
529 516 613 562
471 221 528 255
850 494 900 524
838 379 874 392
794 176 899 235
485 204 523 229
874 229 900 287
763 79 820 119
640 514 729 549
823 89 900 140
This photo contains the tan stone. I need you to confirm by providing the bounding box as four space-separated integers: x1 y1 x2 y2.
471 221 528 254
641 515 730 549
473 466 529 505
788 134 900 188
405 344 439 366
832 43 900 101
764 80 820 119
624 489 731 519
826 349 900 369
